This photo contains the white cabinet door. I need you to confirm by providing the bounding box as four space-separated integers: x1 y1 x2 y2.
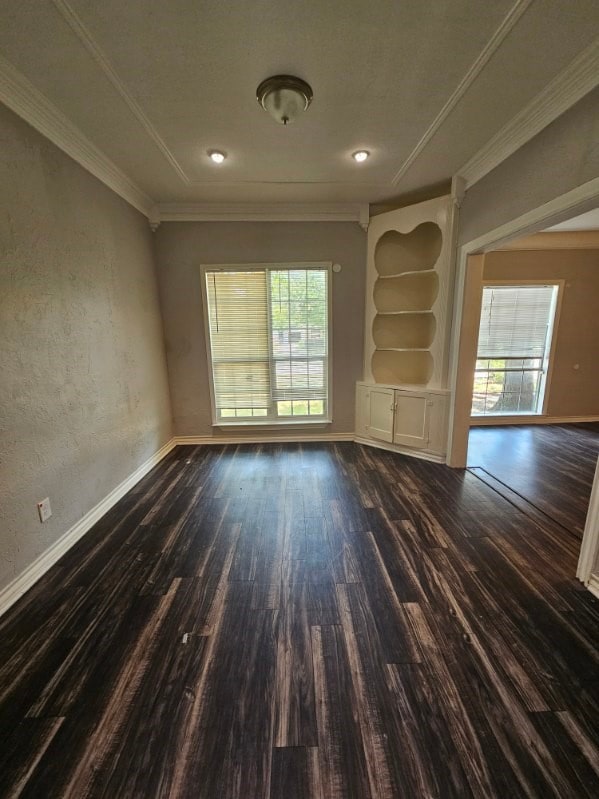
367 387 395 443
393 392 430 449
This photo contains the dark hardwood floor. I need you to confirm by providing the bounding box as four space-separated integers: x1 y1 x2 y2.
468 422 599 536
1 442 598 798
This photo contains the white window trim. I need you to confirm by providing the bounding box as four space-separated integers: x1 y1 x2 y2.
471 279 564 419
200 261 333 428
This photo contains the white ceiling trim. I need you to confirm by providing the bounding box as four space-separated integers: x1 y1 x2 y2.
390 0 534 187
0 54 153 216
460 37 599 188
51 0 190 184
156 202 370 228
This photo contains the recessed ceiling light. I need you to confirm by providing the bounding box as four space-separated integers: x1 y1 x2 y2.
208 150 226 164
352 150 370 163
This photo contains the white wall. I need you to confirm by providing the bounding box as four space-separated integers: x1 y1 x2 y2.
0 104 173 594
154 221 366 436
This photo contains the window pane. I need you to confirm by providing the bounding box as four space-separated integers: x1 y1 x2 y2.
277 401 293 416
205 266 329 421
273 359 325 400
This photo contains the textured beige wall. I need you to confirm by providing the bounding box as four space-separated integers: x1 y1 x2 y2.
154 221 366 436
0 104 173 593
483 249 599 417
459 87 599 246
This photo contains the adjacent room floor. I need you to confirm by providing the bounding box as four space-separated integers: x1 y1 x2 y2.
467 422 599 536
1 443 598 798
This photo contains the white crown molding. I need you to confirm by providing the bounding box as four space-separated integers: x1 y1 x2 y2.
0 54 153 217
156 202 370 226
391 0 534 186
51 0 190 184
460 36 599 188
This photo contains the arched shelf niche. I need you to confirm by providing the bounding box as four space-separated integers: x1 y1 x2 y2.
374 222 443 277
372 312 436 350
373 271 439 314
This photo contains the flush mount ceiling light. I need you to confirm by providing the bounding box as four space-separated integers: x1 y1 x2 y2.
352 150 370 163
208 150 226 164
256 75 313 125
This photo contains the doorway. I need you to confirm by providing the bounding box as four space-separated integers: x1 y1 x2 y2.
447 195 599 584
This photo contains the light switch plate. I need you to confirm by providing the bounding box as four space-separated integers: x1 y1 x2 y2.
37 497 52 523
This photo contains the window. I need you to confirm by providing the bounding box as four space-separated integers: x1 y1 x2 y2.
202 263 330 424
472 284 559 417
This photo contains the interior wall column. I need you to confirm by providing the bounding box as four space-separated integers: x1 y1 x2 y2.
447 253 485 467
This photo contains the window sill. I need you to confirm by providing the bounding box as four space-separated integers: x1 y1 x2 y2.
213 419 332 429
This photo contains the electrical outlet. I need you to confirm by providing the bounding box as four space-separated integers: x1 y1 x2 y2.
37 497 52 523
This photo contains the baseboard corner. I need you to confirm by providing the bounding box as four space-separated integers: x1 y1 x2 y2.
0 437 177 619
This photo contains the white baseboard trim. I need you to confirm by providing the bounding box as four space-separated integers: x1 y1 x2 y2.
174 433 355 445
470 415 599 427
0 438 177 619
586 574 599 600
354 436 446 464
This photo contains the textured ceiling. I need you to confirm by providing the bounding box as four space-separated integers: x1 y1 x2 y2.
1 0 598 204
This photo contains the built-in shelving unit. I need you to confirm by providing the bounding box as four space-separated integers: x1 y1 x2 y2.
364 196 455 390
371 221 443 383
357 195 457 462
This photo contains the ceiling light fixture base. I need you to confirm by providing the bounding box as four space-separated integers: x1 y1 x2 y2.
256 75 313 125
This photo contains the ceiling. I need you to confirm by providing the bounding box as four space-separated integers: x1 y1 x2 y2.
1 0 598 208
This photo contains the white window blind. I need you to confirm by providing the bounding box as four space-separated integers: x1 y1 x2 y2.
472 284 558 417
477 285 556 358
203 265 330 422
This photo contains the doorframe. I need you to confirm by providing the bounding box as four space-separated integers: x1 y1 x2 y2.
445 175 599 584
577 457 599 595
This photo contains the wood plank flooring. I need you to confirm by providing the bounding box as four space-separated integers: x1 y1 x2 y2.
468 423 599 536
1 442 598 798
